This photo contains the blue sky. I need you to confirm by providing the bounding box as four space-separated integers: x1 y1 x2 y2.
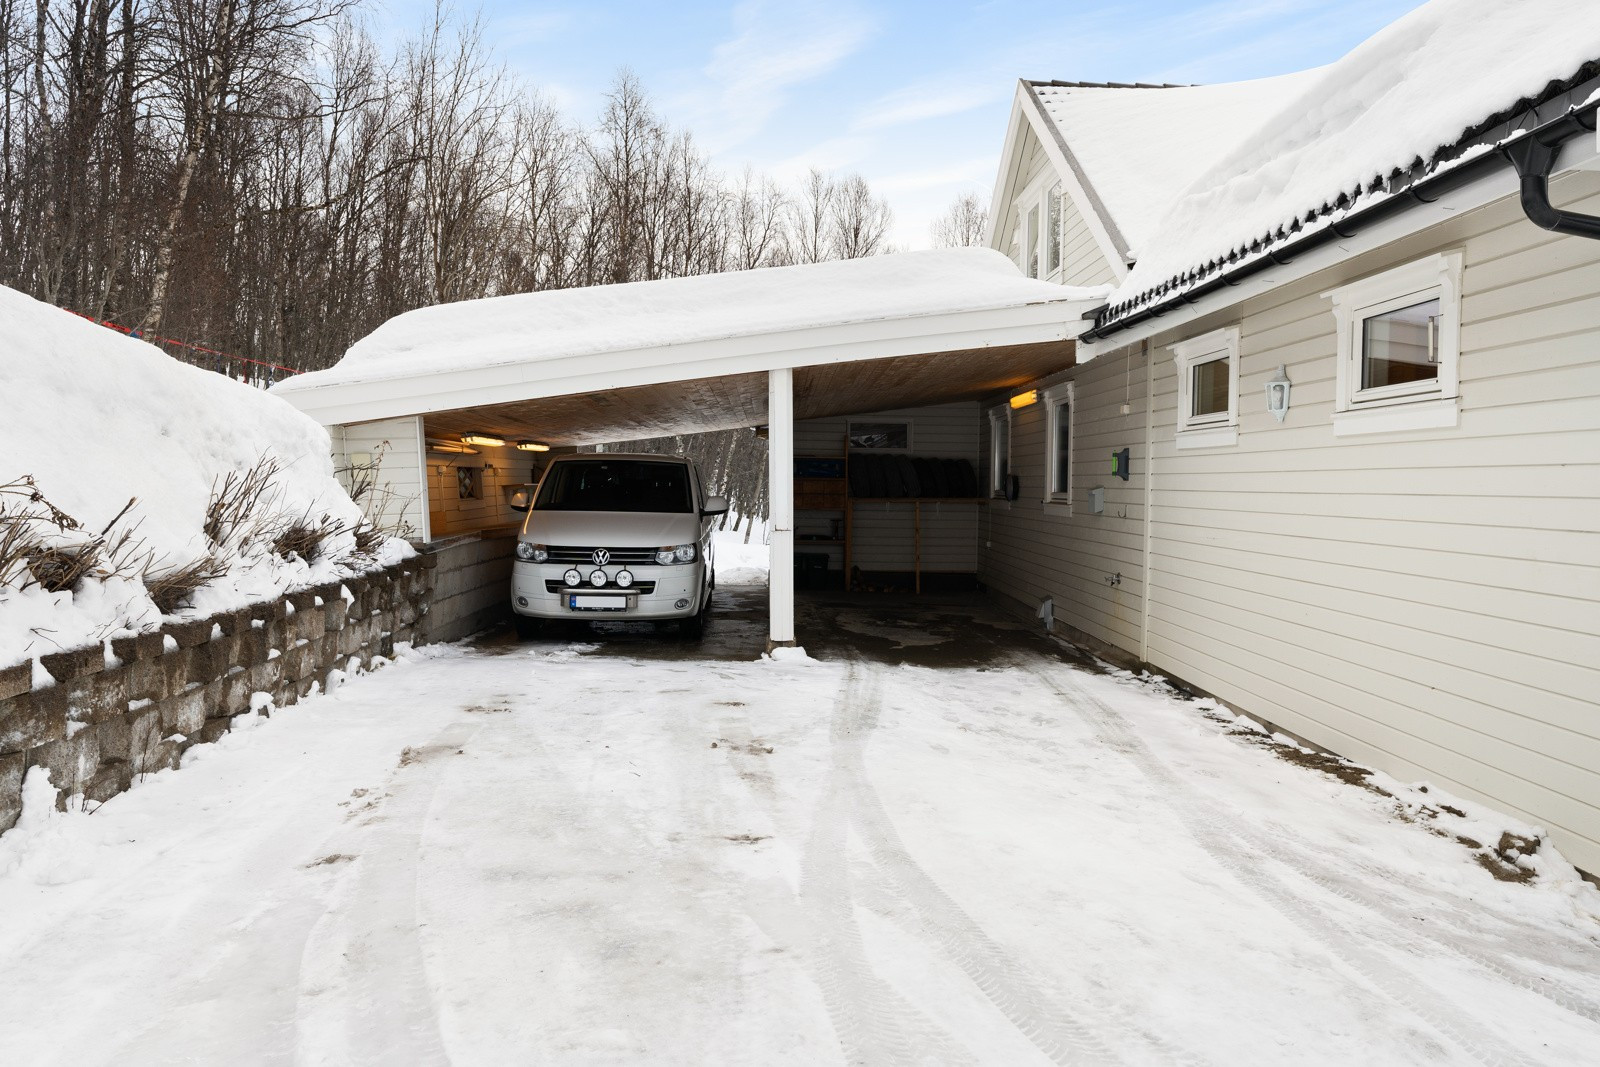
382 0 1427 248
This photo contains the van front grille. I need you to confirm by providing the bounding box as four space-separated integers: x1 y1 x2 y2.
545 545 662 566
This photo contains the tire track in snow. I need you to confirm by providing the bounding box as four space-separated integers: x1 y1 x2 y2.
1026 663 1548 1067
293 721 479 1066
821 660 1138 1066
801 664 984 1066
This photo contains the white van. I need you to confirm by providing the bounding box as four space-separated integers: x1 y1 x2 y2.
509 453 728 639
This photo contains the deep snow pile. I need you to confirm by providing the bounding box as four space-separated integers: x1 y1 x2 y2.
712 525 769 585
1112 0 1600 307
1031 69 1321 255
273 248 1106 391
0 285 409 668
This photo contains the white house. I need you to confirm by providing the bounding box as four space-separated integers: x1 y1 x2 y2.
276 0 1600 876
977 0 1600 875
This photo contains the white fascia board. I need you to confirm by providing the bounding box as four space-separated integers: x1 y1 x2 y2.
284 299 1098 428
984 86 1032 251
1016 87 1131 281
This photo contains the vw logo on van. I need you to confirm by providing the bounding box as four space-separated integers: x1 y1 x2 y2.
591 549 610 566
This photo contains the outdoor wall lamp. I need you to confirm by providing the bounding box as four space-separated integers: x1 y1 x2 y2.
1265 365 1292 422
1009 389 1039 410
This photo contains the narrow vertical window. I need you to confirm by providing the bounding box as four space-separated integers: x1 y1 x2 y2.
1046 185 1063 275
989 408 1011 498
1026 205 1040 278
1042 382 1074 508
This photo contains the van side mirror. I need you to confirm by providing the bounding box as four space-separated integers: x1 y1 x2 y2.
507 487 532 512
702 494 729 516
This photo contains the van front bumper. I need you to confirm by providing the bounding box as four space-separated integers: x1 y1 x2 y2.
511 560 703 620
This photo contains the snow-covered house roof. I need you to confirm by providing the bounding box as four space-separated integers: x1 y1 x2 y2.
1024 72 1320 261
274 248 1106 431
1094 0 1600 332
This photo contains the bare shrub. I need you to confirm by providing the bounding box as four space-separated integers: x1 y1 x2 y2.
144 555 230 614
352 521 384 556
271 512 347 562
1 485 148 593
205 459 281 549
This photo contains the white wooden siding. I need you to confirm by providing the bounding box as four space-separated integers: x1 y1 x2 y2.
979 349 1150 651
1058 190 1119 288
334 416 426 541
1008 172 1600 874
426 442 546 537
796 403 980 573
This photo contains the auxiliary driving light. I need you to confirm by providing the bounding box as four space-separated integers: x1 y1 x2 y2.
589 569 607 587
564 568 582 587
615 570 634 588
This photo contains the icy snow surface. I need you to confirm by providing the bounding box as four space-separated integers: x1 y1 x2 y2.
1 630 1597 1063
273 248 1105 391
1031 70 1321 255
1111 0 1600 309
712 526 769 586
0 285 411 667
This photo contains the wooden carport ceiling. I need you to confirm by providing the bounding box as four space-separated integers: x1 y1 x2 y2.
423 339 1075 446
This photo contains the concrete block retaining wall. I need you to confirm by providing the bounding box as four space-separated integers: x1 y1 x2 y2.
0 558 434 832
0 532 518 834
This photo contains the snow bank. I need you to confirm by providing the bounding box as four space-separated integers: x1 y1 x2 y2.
0 285 410 668
712 526 769 586
274 248 1106 390
1031 69 1321 255
1113 0 1600 308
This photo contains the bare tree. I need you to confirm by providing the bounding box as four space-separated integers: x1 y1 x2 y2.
828 172 892 259
931 190 988 248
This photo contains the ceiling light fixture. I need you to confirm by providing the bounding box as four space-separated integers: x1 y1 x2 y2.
460 433 506 447
515 440 551 452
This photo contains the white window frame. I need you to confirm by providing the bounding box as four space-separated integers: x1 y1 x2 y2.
1013 175 1065 283
987 406 1012 501
1170 326 1240 450
1326 251 1463 436
1042 382 1074 510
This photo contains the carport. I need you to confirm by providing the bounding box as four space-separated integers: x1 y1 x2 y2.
272 249 1103 646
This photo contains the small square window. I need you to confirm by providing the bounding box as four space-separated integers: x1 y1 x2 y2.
1191 357 1230 420
1361 297 1441 390
1327 252 1462 436
1170 327 1240 449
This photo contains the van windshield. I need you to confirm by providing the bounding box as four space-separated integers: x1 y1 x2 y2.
534 459 693 513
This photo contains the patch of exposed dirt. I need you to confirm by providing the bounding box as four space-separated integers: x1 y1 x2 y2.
303 853 356 867
712 738 773 755
724 834 770 845
465 704 510 714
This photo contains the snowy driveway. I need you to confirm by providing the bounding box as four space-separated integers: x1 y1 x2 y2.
2 594 1599 1065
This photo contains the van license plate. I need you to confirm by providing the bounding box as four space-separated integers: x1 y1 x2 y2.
570 594 626 611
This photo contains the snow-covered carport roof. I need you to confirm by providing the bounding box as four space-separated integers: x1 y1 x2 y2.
272 249 1105 444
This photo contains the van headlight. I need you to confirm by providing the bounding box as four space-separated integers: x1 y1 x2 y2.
656 543 696 564
516 542 548 563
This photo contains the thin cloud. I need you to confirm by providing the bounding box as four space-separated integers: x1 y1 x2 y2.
853 82 1006 131
684 0 878 153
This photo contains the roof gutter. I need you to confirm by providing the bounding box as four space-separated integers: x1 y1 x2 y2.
1505 109 1600 240
1082 98 1600 343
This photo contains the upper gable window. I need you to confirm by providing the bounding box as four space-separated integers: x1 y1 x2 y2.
1016 179 1065 282
1170 326 1240 450
1326 252 1463 436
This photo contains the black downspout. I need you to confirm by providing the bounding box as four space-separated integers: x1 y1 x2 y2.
1504 111 1600 241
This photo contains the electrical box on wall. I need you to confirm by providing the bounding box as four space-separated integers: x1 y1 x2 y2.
1087 486 1105 514
1111 447 1131 481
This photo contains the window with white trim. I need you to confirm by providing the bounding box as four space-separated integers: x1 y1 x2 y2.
1326 252 1463 436
1014 180 1065 282
1043 383 1073 507
1170 326 1240 450
988 407 1011 498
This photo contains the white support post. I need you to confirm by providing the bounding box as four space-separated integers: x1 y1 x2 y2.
768 368 796 647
